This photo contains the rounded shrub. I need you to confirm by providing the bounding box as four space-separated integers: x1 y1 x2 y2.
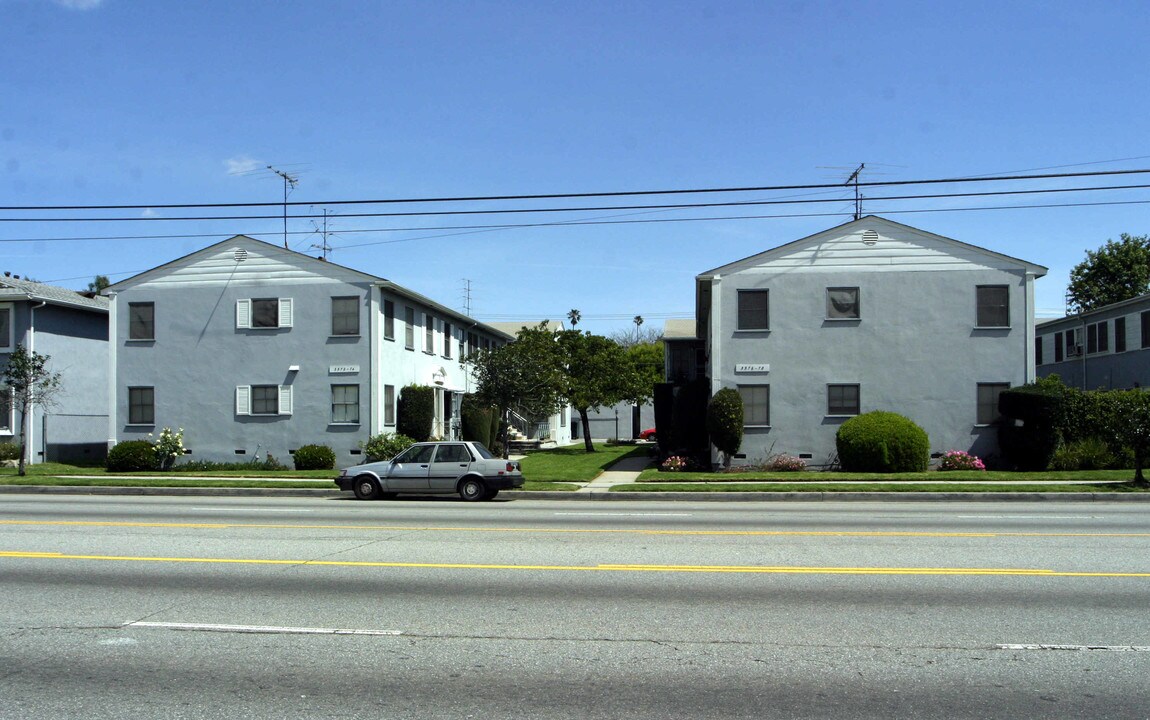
0 442 19 461
106 440 157 472
397 384 435 442
293 444 336 471
835 410 929 473
360 433 415 462
706 387 744 468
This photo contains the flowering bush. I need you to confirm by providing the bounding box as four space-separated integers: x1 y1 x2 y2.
150 427 185 471
661 455 688 472
938 450 985 471
769 454 807 472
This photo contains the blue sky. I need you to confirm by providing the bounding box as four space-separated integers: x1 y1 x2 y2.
3 0 1149 336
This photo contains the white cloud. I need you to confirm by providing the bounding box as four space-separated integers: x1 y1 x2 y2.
224 155 262 176
51 0 104 9
141 208 160 218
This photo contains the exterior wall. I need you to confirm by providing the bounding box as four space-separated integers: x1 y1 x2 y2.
572 401 655 441
1036 295 1150 390
702 218 1042 468
0 300 108 463
109 239 509 466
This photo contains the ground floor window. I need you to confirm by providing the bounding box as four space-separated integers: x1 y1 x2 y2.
977 383 1009 425
331 384 359 424
737 385 770 426
827 384 860 416
128 386 154 425
384 384 396 426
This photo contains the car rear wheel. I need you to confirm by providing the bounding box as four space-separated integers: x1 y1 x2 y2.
353 476 381 500
459 477 487 502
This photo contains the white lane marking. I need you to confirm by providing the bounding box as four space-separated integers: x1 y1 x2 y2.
997 644 1150 651
956 516 1099 520
554 513 692 517
187 503 315 510
124 621 402 636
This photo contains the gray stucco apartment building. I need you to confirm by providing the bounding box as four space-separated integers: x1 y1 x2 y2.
692 216 1047 468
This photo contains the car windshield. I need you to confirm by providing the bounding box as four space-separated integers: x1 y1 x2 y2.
470 443 495 459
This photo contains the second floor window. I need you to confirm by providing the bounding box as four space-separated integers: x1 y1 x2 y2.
826 287 860 319
737 290 769 330
383 299 395 340
237 298 293 329
331 297 359 336
976 286 1009 327
404 307 415 350
0 305 11 350
128 302 155 340
424 314 435 354
443 322 453 359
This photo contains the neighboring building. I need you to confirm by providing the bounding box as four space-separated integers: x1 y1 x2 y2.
1036 293 1150 390
663 318 704 384
0 274 109 464
105 236 512 465
689 216 1047 467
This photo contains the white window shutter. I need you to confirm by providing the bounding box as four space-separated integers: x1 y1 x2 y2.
279 298 293 328
236 299 251 329
236 386 251 415
279 385 293 415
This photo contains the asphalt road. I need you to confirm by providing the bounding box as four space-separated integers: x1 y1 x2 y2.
2 495 1149 719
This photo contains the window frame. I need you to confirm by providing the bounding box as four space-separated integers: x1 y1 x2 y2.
0 304 12 351
977 382 1010 426
330 384 360 425
424 313 435 354
331 296 360 337
127 386 155 426
825 287 860 320
443 321 453 359
384 384 396 426
383 299 395 341
1116 317 1127 353
1054 331 1064 363
404 306 415 350
976 285 1010 328
236 385 292 416
237 298 293 329
736 290 769 331
827 384 860 417
0 386 13 434
737 384 770 427
128 301 155 341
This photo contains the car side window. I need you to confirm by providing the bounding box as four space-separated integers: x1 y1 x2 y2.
396 445 434 464
435 444 471 463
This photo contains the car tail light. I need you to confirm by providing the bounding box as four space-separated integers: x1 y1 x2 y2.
506 462 516 472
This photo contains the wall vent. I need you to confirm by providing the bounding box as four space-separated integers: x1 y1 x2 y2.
234 248 248 263
862 229 879 246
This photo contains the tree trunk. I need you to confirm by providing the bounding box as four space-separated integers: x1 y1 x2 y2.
579 408 594 452
17 437 26 477
1134 450 1148 488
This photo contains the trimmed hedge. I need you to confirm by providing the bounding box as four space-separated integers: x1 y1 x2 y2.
397 384 435 442
106 440 157 472
706 387 744 467
835 410 929 473
293 444 336 471
460 394 494 447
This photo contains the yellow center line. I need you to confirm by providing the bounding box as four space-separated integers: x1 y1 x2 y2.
2 519 1149 538
2 550 1149 577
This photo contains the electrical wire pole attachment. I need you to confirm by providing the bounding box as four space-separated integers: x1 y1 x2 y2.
846 163 865 220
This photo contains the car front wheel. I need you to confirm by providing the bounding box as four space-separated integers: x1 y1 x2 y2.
353 475 381 500
459 477 487 502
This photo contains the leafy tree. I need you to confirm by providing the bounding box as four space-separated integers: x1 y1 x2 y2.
556 330 647 452
1098 389 1150 487
609 324 663 348
706 388 744 468
470 324 565 457
88 275 111 293
1066 234 1150 313
1 344 63 476
626 340 665 404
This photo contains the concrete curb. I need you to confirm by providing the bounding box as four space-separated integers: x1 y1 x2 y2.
2 485 1150 502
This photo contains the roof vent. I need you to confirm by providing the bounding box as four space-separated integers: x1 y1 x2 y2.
862 229 879 246
234 248 248 263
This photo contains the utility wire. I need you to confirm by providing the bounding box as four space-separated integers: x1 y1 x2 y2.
2 168 1149 212
3 181 1148 224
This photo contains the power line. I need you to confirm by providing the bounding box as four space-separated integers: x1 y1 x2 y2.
3 180 1148 224
2 167 1149 213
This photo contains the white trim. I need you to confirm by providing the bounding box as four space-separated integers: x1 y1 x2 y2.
236 385 251 415
278 385 293 416
236 299 251 329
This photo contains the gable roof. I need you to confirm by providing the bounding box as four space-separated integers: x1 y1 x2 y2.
103 235 513 340
0 275 109 313
697 216 1048 278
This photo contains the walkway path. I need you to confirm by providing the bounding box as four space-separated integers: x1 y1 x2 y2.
576 454 653 493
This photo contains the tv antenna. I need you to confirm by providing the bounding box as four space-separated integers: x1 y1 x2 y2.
845 163 865 220
309 207 335 260
267 165 299 248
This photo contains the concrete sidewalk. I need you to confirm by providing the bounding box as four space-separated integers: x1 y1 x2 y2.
575 454 654 494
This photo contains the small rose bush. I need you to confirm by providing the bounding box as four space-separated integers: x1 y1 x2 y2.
938 450 985 471
661 455 688 472
769 454 806 472
149 427 185 470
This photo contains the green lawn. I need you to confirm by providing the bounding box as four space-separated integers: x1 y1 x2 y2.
635 468 1137 483
517 443 651 482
